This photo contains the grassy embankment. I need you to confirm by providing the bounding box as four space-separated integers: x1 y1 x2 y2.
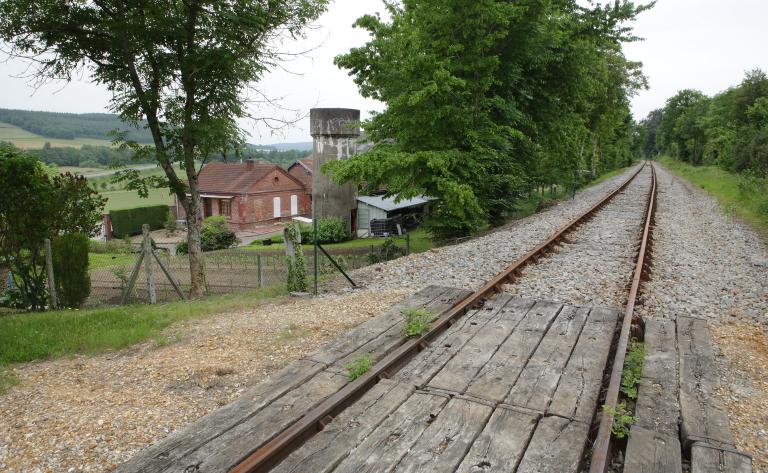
659 157 768 236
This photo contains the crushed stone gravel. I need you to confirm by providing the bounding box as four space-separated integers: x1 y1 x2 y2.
0 289 408 472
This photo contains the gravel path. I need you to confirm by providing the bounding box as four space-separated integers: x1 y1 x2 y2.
636 164 768 472
503 165 651 306
0 289 408 472
344 164 644 293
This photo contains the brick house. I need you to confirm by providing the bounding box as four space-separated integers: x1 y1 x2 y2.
287 157 313 192
175 160 311 231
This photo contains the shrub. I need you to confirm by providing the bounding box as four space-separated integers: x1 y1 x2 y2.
52 233 91 308
177 216 238 254
200 216 238 251
164 213 178 236
110 205 169 238
316 217 349 243
367 238 406 264
0 288 25 309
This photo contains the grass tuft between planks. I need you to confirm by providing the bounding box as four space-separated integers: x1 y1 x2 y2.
0 285 287 366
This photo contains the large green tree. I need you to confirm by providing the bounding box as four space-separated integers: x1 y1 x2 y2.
0 0 328 296
329 0 650 240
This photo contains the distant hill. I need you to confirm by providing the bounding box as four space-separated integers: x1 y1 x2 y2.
258 141 313 152
0 108 153 143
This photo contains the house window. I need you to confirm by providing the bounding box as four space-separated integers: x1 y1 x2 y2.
220 199 231 217
273 196 281 218
290 195 298 215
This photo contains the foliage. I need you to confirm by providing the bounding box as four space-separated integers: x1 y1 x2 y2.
328 0 651 240
51 233 91 308
201 216 238 252
602 402 637 439
0 288 25 309
402 308 434 337
285 224 308 292
0 0 329 297
0 143 104 310
345 355 373 382
109 205 169 238
367 238 407 264
0 108 152 143
316 217 350 244
621 340 645 400
642 69 768 178
0 284 287 365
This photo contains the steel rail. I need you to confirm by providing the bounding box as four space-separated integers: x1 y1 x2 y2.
589 162 657 473
230 162 649 473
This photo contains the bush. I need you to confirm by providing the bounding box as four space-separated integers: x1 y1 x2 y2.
110 205 169 238
177 216 238 254
52 233 91 308
299 217 350 245
0 288 25 309
367 238 406 264
164 213 178 236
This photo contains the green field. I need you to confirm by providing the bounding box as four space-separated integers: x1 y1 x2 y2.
0 122 114 149
102 187 175 211
659 157 768 236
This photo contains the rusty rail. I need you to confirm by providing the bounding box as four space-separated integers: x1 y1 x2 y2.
589 162 657 473
230 163 648 473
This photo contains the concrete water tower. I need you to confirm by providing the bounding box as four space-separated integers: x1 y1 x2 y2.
310 108 360 232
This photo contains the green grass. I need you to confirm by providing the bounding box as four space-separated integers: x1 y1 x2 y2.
402 307 434 337
344 354 373 381
0 284 287 366
89 252 136 269
102 187 175 211
248 228 433 254
0 122 114 149
659 157 768 236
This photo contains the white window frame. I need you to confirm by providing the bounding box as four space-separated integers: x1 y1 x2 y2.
273 196 281 218
290 194 298 215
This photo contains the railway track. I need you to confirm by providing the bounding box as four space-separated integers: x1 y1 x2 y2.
224 162 657 473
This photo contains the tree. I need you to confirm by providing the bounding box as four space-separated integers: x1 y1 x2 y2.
0 0 328 296
329 0 650 240
0 143 105 310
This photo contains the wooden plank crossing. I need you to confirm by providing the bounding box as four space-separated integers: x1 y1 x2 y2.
118 293 622 473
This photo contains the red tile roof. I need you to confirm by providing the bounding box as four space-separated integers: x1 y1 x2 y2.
196 161 277 194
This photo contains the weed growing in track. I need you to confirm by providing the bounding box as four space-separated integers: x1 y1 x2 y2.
621 340 645 399
402 308 433 337
345 355 373 381
602 402 637 439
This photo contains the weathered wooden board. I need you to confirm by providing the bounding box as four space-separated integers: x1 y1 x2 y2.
634 377 680 436
642 318 677 382
678 316 735 449
306 285 455 365
332 391 450 473
515 416 589 473
116 358 326 473
159 369 349 472
504 305 590 412
464 301 563 402
691 443 753 473
394 296 535 388
391 396 493 473
454 405 539 473
426 300 548 395
272 379 415 473
623 425 682 473
333 287 471 369
548 306 618 422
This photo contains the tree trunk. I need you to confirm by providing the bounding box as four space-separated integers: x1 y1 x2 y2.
184 181 206 297
591 134 598 179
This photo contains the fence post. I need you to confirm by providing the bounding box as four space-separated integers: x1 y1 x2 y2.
257 253 263 288
44 238 58 308
143 224 157 304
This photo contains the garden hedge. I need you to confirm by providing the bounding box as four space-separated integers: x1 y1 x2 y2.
110 204 169 238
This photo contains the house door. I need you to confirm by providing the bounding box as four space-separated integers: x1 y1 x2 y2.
204 198 212 217
273 196 281 218
290 195 298 215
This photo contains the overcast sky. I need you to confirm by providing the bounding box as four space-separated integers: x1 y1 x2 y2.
0 0 766 144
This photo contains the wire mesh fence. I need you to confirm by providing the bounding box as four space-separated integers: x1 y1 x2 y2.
86 243 403 307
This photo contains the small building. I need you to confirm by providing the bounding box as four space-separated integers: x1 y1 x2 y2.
175 160 311 231
356 195 433 237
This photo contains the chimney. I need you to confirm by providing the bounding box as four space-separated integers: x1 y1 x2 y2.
245 159 255 170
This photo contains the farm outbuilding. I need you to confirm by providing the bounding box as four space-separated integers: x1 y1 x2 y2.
355 195 433 237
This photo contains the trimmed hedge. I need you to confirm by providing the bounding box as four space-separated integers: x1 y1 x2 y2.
110 205 169 238
52 233 91 308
